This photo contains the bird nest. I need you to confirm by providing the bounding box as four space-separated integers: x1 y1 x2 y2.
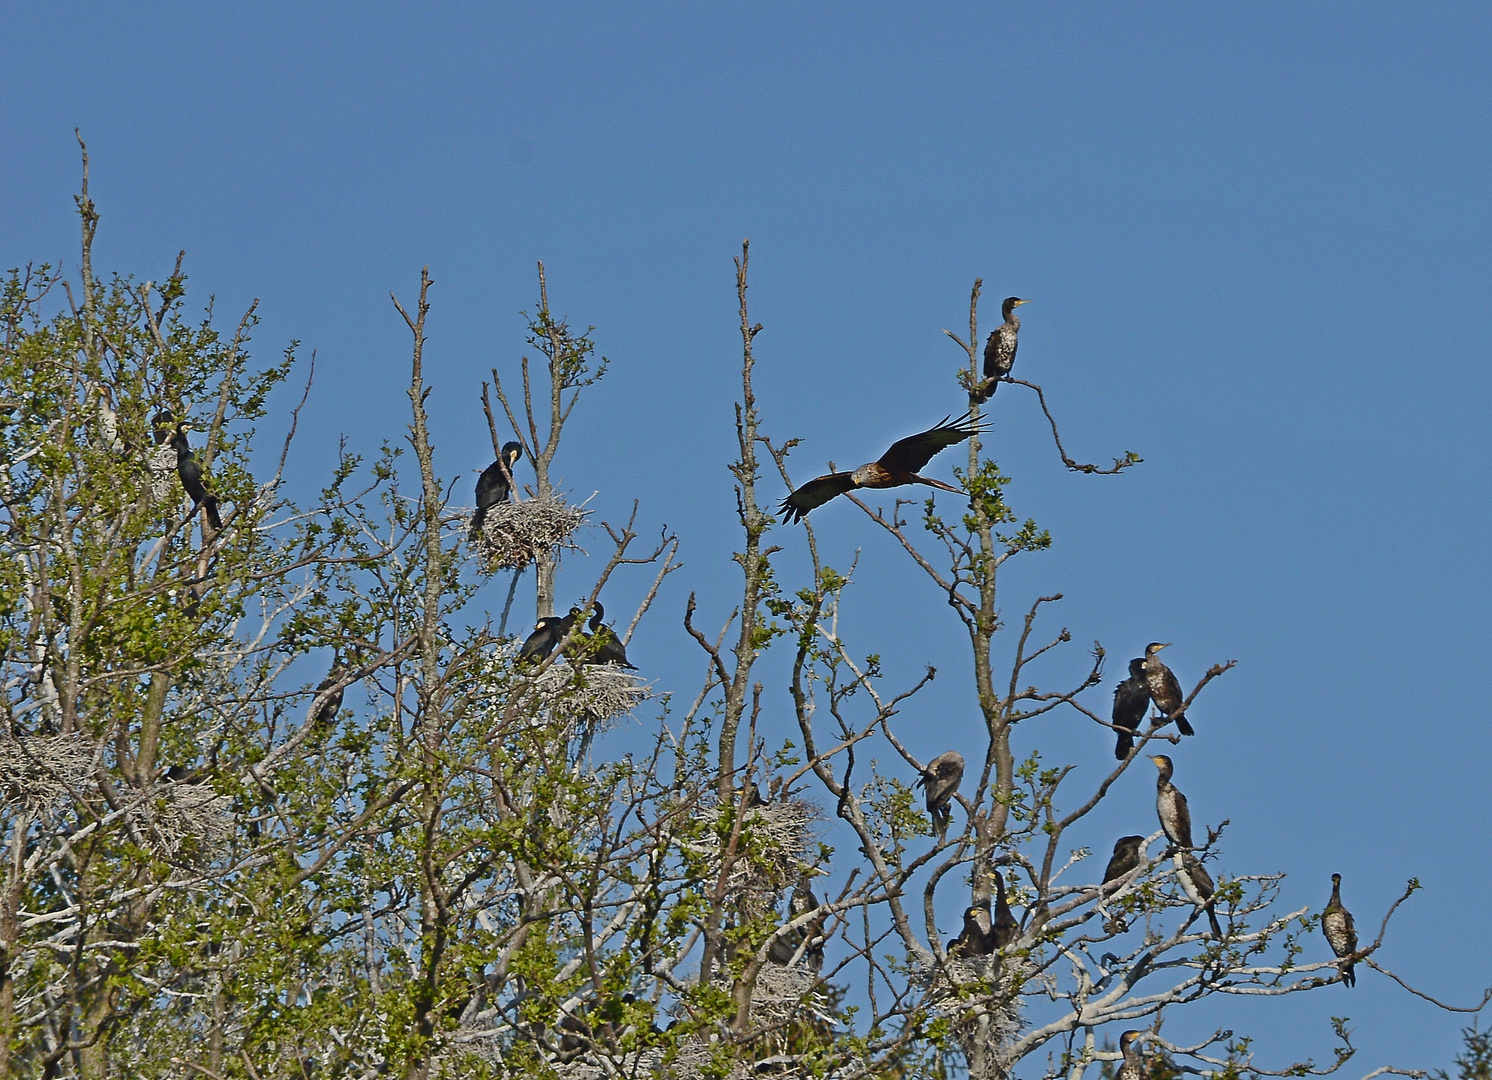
472 494 588 571
678 797 819 914
145 445 177 504
0 733 93 813
483 644 648 732
133 778 234 864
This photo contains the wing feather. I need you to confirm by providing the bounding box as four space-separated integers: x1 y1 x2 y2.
877 416 981 474
780 472 855 523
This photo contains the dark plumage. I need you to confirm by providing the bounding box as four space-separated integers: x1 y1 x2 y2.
779 417 980 523
152 408 176 446
1143 642 1194 736
916 751 965 842
584 602 635 669
971 297 1029 403
518 616 566 665
1150 755 1194 850
1322 873 1358 987
311 663 345 730
1117 1030 1148 1080
1112 657 1149 759
1179 852 1223 938
170 423 222 531
769 877 825 970
469 441 523 542
1102 835 1147 889
949 902 993 958
991 870 1019 950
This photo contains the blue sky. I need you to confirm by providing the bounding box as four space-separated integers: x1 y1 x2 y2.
4 3 1489 1068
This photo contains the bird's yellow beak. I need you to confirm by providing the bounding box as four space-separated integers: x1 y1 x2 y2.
1149 756 1166 767
1014 298 1031 307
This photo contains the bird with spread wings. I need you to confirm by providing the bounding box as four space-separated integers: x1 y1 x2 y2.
779 416 980 523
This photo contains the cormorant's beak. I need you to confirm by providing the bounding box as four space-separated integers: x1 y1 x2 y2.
1014 298 1031 307
1148 755 1166 767
1156 642 1171 651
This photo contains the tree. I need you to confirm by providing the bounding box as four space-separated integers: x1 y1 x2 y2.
1 146 1483 1079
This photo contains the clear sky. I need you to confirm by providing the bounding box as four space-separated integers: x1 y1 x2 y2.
4 3 1489 1070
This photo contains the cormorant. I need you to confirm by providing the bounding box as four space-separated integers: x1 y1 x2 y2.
1116 1030 1148 1080
991 870 1019 950
1112 657 1149 759
1142 642 1194 736
1149 755 1194 850
518 616 567 665
779 417 980 523
1102 835 1147 890
916 750 965 842
152 408 176 446
470 441 524 542
1179 851 1223 938
769 876 825 970
311 658 345 730
949 902 993 958
170 422 222 531
1322 873 1358 987
971 297 1029 403
584 602 636 668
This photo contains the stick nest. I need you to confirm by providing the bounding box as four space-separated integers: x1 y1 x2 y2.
472 495 587 571
134 778 235 864
0 733 93 813
145 445 178 504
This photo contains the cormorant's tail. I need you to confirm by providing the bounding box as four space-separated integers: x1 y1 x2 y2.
468 508 487 543
203 496 222 532
1174 713 1195 736
1341 960 1356 988
1205 901 1222 939
1114 732 1133 760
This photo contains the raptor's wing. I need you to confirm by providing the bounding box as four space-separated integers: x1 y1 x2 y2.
877 417 981 474
779 472 855 523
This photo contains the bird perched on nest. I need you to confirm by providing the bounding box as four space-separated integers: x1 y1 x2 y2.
916 751 964 842
170 422 222 531
769 875 825 971
779 417 980 523
518 615 568 666
470 441 524 542
950 902 994 958
991 869 1020 950
1111 657 1149 759
1321 872 1358 987
1149 755 1194 850
1142 642 1194 736
584 602 635 668
970 297 1029 403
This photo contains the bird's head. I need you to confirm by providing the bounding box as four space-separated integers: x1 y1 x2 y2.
1002 297 1030 317
1119 1030 1146 1053
1116 834 1146 852
1331 872 1342 886
502 441 523 467
1144 641 1171 656
1128 657 1146 677
1149 754 1173 773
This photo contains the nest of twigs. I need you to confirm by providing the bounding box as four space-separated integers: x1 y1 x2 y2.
145 445 177 504
0 733 93 813
473 494 587 571
134 778 234 864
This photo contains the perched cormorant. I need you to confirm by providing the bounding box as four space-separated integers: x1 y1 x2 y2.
1116 1030 1148 1080
170 423 222 531
949 902 993 958
1322 873 1358 987
916 751 965 843
584 602 636 669
152 408 176 446
991 870 1019 950
1112 658 1149 759
1142 642 1194 736
470 441 524 542
1103 835 1147 890
971 297 1030 403
518 616 566 665
1149 755 1194 850
779 417 980 523
1179 851 1223 938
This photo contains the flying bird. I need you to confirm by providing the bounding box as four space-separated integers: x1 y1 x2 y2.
971 297 1029 403
170 423 222 531
1142 642 1194 736
779 417 980 523
470 441 524 541
916 751 965 842
1322 873 1358 987
1150 755 1194 850
1112 657 1150 759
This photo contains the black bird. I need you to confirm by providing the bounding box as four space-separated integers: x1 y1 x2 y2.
949 902 993 958
585 602 636 668
152 408 176 446
470 441 524 542
1116 1030 1148 1080
170 423 222 531
1102 835 1147 890
916 751 965 843
1322 873 1358 987
1149 755 1194 850
971 297 1030 403
1112 658 1149 759
1143 642 1194 736
779 417 980 523
518 616 567 665
311 658 346 730
991 870 1019 950
1179 851 1224 938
